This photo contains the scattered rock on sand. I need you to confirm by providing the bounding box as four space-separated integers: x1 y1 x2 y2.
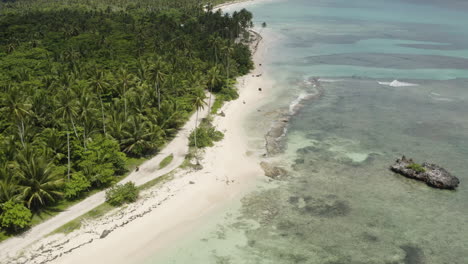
390 156 460 189
100 229 112 239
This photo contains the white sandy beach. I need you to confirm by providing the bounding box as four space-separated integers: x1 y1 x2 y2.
2 7 277 264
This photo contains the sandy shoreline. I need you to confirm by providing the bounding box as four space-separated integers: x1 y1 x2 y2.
3 4 278 264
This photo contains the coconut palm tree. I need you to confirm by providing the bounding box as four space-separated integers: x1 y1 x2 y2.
206 65 223 109
16 147 64 209
54 91 79 180
76 88 99 149
115 68 135 120
0 85 31 147
89 69 109 135
147 62 166 111
0 163 20 204
192 92 207 150
222 44 235 80
120 115 163 156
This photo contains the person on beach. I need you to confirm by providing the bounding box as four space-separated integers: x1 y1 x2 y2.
136 166 140 172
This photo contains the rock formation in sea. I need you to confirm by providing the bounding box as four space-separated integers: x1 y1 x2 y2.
390 156 460 189
260 161 288 179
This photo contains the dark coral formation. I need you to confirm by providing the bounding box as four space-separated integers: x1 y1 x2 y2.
390 156 460 189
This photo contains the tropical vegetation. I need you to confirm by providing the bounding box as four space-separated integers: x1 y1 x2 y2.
189 118 224 148
105 182 139 206
0 0 254 234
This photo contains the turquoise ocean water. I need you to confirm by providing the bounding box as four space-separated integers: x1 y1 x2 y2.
151 0 468 263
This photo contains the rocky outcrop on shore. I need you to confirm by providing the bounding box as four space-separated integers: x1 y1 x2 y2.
390 156 460 189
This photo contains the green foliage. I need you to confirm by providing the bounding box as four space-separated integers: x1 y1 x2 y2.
76 136 127 187
189 119 224 148
64 172 91 200
159 154 174 169
407 163 426 173
16 147 64 209
232 43 254 75
0 200 32 232
211 80 239 114
105 182 139 206
0 0 254 232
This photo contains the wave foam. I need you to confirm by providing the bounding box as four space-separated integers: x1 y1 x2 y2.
289 93 312 115
318 78 342 83
378 80 419 87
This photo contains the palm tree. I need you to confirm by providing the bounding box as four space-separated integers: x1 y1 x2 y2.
192 92 207 150
206 65 222 109
16 147 63 209
115 68 135 120
37 128 66 161
120 115 163 156
89 69 109 135
0 163 20 204
147 62 166 111
0 85 31 147
77 89 98 149
222 44 235 80
54 91 79 180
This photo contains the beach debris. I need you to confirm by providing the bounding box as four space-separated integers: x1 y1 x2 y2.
189 181 195 184
258 87 262 91
390 156 460 189
260 161 288 179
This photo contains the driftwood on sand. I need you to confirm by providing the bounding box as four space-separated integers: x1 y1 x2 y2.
390 156 460 190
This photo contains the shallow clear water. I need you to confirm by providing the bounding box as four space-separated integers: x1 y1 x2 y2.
150 0 468 263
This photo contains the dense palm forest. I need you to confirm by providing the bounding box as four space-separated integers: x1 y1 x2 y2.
0 0 254 233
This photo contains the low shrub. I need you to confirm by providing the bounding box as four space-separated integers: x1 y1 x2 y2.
0 200 32 233
189 120 224 148
64 172 91 200
211 80 239 114
407 163 426 173
105 182 139 206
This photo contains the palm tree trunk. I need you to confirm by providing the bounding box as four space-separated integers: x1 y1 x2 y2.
99 96 106 135
226 56 230 79
157 84 161 111
83 125 87 150
124 86 127 120
17 119 25 147
194 109 198 149
67 131 71 181
70 117 79 139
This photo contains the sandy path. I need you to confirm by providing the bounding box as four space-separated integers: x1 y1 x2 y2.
0 97 213 261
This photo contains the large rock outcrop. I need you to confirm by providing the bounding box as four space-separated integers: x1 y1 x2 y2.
390 156 460 189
